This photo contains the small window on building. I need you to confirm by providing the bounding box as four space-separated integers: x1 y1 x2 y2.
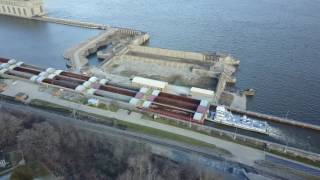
2 6 5 13
18 8 21 15
31 8 34 16
23 9 27 16
7 6 10 13
12 7 16 14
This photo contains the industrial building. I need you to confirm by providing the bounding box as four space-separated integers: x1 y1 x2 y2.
0 0 44 18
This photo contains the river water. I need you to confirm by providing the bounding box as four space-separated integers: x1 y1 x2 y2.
0 0 319 151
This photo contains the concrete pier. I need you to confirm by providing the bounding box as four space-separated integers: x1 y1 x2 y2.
221 106 320 131
33 16 110 30
64 29 118 71
63 29 150 72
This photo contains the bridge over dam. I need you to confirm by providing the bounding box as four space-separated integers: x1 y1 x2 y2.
32 16 150 36
32 16 110 30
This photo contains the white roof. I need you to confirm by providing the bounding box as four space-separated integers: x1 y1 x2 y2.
99 79 108 85
129 98 139 106
0 69 8 74
190 87 214 96
216 106 226 111
36 76 45 83
0 64 9 68
193 112 203 121
8 59 17 65
139 87 149 93
86 88 96 95
83 81 92 88
46 68 56 73
30 75 38 82
132 77 168 89
75 85 86 92
142 101 152 108
88 98 99 105
200 100 209 107
16 61 24 66
8 65 17 70
152 90 160 96
89 77 98 83
47 74 57 79
39 72 49 77
54 70 63 75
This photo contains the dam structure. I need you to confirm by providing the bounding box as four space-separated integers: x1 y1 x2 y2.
0 0 44 18
1 57 320 167
0 0 247 111
1 1 320 173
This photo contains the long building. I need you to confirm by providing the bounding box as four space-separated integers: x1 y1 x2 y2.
0 0 44 18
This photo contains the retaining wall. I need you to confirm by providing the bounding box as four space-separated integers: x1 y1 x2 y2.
128 45 206 61
118 55 194 68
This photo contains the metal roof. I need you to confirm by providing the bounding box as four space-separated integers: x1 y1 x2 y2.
132 77 168 89
190 87 214 96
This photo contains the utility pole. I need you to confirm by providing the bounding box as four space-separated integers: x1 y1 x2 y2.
233 127 238 140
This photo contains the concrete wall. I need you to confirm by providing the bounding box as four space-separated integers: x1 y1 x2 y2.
128 45 206 61
192 68 219 77
215 73 227 99
131 34 150 45
0 0 44 18
118 54 194 69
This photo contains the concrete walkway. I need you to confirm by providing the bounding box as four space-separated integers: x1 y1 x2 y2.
1 79 265 166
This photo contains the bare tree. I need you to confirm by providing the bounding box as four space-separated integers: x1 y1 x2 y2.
0 112 23 148
17 122 61 162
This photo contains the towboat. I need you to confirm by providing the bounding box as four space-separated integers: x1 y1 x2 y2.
208 106 269 135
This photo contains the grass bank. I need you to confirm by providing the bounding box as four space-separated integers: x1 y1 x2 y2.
28 99 231 157
28 99 320 168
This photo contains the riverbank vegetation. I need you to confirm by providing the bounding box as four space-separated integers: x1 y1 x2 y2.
0 107 222 180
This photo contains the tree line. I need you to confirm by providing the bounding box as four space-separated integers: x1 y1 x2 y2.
0 107 222 180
